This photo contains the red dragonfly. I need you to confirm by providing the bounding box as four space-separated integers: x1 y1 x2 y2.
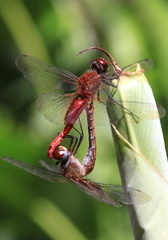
15 46 164 161
1 147 150 207
15 46 119 160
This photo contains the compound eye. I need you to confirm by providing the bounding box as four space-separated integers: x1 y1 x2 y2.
90 58 109 74
53 145 70 162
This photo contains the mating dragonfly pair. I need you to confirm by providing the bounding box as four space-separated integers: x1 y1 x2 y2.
2 47 164 206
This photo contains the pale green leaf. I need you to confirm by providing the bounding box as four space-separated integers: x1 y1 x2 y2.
107 63 168 240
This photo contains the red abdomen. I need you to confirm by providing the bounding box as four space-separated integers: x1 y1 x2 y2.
64 97 88 125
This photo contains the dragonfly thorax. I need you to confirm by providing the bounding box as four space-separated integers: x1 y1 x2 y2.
78 72 101 97
61 154 86 178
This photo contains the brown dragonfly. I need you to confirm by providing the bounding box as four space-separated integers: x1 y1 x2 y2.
1 145 150 207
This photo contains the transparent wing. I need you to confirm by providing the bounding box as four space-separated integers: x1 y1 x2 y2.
36 90 165 127
36 91 108 127
72 179 124 207
89 71 165 127
63 99 165 128
98 58 165 121
107 99 166 122
15 55 78 92
36 92 75 125
36 90 108 126
1 157 150 207
101 59 153 82
91 99 109 126
38 161 150 207
94 182 150 206
87 96 165 127
68 178 150 207
122 59 153 72
1 156 67 183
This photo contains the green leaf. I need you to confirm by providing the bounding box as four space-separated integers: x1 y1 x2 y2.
29 198 87 240
107 63 168 240
0 0 51 62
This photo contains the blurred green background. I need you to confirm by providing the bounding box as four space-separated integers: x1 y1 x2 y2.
0 0 168 239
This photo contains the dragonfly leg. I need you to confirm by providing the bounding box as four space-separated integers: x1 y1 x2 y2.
71 118 84 155
61 121 84 155
63 134 79 153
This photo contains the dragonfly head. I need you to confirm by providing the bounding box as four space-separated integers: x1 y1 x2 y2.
53 145 70 164
90 58 109 74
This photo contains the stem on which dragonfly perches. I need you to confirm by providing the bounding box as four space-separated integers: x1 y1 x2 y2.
107 62 168 240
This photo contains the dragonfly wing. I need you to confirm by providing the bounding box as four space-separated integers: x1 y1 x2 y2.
107 98 166 123
1 156 67 183
100 59 153 82
39 160 59 172
83 91 165 127
69 98 110 127
72 180 123 207
36 91 108 127
98 183 151 205
122 59 153 72
1 157 151 206
75 180 151 207
36 92 75 125
15 55 78 92
93 99 109 126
